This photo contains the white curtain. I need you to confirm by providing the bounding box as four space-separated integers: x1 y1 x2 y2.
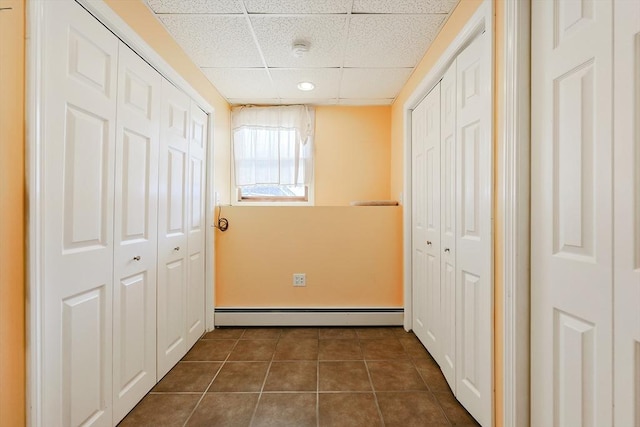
232 105 314 187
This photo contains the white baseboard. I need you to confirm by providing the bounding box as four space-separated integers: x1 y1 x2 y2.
214 308 404 327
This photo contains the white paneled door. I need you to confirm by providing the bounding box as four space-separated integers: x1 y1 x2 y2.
410 31 491 426
439 60 457 391
157 80 191 378
454 32 492 427
531 0 613 425
112 44 161 424
186 103 208 349
613 1 640 424
42 1 118 425
412 84 442 361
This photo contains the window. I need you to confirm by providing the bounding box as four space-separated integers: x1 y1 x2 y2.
232 105 314 204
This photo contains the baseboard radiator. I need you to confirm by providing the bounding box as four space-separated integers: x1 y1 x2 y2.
214 308 404 327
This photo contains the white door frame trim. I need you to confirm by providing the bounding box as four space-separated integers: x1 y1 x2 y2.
402 0 492 332
26 1 217 424
500 1 531 426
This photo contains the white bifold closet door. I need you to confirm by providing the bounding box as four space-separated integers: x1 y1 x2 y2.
157 81 208 378
42 1 118 425
411 31 492 427
439 60 457 390
112 44 161 423
614 0 640 424
411 84 442 361
531 1 613 425
454 32 492 427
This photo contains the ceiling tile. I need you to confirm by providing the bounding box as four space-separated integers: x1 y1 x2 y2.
338 98 394 105
159 15 263 67
251 16 347 68
344 14 445 67
340 68 412 98
201 68 277 99
243 0 352 14
146 0 243 14
270 68 341 99
352 0 459 14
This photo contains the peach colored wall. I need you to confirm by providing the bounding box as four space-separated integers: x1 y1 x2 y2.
215 207 403 307
0 0 25 425
389 1 504 425
103 0 232 204
314 106 391 205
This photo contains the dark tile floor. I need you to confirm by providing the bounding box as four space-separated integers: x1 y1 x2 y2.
118 327 480 427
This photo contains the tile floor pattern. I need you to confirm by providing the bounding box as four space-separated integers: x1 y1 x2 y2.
118 327 480 427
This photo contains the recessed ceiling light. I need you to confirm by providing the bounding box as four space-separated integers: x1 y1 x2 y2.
297 81 315 91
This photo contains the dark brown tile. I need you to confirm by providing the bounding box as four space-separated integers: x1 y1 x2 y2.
241 328 282 340
280 327 319 339
202 328 245 340
361 339 407 360
273 338 318 360
252 393 316 427
209 362 268 392
318 328 357 339
399 337 435 360
118 393 200 427
376 392 449 427
186 393 258 427
391 327 413 338
367 360 427 391
418 363 452 392
183 340 236 361
227 339 276 361
263 361 317 391
434 390 480 425
319 361 372 391
319 339 363 360
318 393 382 427
153 362 221 392
355 328 396 339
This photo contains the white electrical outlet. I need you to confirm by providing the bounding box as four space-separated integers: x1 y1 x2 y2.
293 273 306 287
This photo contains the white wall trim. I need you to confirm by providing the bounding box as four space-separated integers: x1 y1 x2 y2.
214 308 404 327
27 0 220 424
501 1 531 426
26 2 46 425
402 0 492 331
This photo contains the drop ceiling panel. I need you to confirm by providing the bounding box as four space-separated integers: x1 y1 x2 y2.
270 68 341 99
352 0 459 14
250 16 347 68
344 14 446 67
279 98 339 105
228 99 282 106
159 15 263 67
243 0 352 14
147 0 243 14
202 68 277 99
340 68 413 98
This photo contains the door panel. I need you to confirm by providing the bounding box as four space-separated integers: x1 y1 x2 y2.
43 1 118 425
454 33 492 427
186 104 208 348
440 60 457 389
157 80 191 378
531 0 613 425
112 43 161 423
412 85 441 362
613 1 640 424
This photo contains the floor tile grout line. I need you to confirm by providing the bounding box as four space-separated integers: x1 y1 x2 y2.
362 341 386 426
316 357 320 427
248 334 279 427
181 332 245 427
